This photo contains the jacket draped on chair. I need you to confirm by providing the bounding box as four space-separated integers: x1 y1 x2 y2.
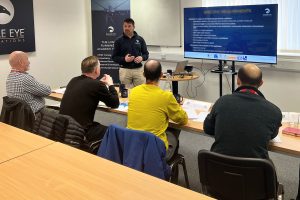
98 124 171 180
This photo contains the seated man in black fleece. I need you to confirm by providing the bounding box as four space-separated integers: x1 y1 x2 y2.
204 64 282 159
60 56 119 146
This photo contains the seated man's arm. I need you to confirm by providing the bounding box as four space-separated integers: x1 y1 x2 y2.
203 105 217 136
24 75 51 97
167 95 188 125
99 85 120 108
271 110 283 139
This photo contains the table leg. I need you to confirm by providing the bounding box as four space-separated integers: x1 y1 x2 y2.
172 81 179 95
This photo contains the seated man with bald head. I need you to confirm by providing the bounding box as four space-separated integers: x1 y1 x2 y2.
6 51 51 114
127 59 188 160
204 64 282 159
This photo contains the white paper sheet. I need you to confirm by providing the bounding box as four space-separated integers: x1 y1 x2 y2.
281 112 300 124
183 107 199 119
98 101 107 107
52 88 66 94
182 99 212 112
193 112 209 122
270 134 281 143
115 102 128 112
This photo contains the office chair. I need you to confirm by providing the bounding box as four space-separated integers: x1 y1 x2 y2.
165 127 190 188
168 152 190 188
98 124 171 180
198 149 284 200
0 96 35 132
98 124 190 187
33 108 95 152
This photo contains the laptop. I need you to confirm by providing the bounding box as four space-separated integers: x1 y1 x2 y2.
174 60 188 74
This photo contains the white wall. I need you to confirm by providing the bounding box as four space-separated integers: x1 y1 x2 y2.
1 0 299 112
0 0 92 108
150 0 300 112
131 0 181 46
148 0 202 57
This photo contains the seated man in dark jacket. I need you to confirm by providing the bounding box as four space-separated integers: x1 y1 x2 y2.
204 64 282 159
60 56 119 146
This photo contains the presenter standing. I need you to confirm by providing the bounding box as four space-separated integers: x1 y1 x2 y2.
112 18 149 88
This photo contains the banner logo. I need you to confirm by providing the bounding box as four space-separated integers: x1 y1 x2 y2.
92 0 130 83
0 0 14 25
106 25 116 36
108 26 114 33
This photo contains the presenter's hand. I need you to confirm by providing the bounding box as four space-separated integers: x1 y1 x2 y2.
100 74 114 86
134 56 143 63
125 54 135 62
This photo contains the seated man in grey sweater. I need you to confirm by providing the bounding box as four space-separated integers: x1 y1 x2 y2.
6 51 51 114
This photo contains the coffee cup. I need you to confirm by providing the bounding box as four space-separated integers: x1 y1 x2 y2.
121 88 128 98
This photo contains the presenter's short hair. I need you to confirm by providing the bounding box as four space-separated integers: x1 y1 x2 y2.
124 18 135 26
81 56 99 73
238 66 262 86
144 60 162 82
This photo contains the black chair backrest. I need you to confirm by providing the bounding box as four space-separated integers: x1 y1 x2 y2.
198 150 278 200
0 96 35 131
33 108 85 149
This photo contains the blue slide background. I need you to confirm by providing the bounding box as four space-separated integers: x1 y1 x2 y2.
184 4 278 63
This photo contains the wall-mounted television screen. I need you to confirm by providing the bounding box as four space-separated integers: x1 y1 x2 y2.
184 4 278 64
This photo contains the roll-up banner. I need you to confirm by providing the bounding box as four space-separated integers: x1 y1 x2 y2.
91 0 130 83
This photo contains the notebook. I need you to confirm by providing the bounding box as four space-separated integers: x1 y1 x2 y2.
282 127 300 137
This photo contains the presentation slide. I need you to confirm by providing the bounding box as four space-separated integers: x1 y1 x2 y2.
184 4 278 64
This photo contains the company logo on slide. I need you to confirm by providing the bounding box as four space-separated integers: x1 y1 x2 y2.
0 0 14 25
238 55 248 61
263 8 272 17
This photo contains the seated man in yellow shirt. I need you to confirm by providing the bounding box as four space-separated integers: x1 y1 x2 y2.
127 59 188 160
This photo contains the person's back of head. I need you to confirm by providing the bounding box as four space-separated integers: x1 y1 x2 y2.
237 64 263 88
9 51 30 72
81 56 100 79
144 60 162 83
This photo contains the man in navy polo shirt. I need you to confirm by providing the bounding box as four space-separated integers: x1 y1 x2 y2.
112 18 149 88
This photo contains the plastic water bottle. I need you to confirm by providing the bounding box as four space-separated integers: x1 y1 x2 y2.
164 73 172 92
